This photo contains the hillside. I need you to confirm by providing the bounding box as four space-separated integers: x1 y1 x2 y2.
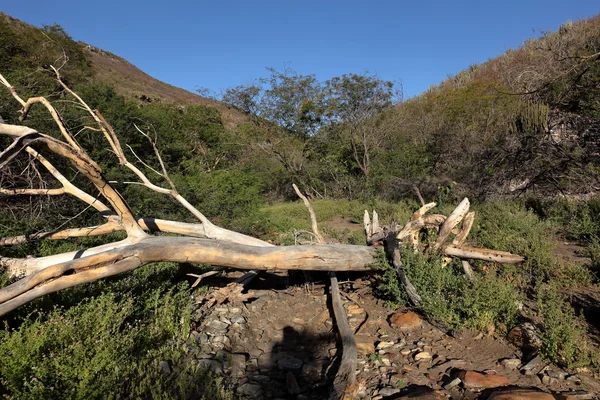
82 44 248 128
0 11 247 128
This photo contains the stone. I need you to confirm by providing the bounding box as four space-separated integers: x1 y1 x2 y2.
414 351 432 361
347 305 365 315
457 370 510 389
520 355 544 375
555 391 595 400
444 377 461 390
208 320 229 330
546 368 568 380
540 375 558 385
390 310 423 330
230 315 246 324
250 375 271 384
276 353 303 370
393 388 446 400
379 386 401 396
356 335 375 355
249 347 263 359
381 357 391 367
196 332 209 344
377 341 395 350
488 388 555 400
197 359 223 374
230 353 247 377
237 383 263 398
286 372 300 395
500 358 521 369
159 360 171 375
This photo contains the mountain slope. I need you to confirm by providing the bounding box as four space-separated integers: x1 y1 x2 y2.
0 12 247 128
82 45 247 128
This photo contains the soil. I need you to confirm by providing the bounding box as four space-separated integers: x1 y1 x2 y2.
187 271 600 400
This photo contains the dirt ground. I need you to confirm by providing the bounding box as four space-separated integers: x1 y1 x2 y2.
188 271 600 400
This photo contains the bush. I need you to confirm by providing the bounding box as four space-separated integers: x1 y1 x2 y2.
0 263 231 399
377 249 520 332
537 284 598 369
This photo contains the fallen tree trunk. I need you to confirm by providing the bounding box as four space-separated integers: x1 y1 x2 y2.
0 237 378 316
0 69 524 318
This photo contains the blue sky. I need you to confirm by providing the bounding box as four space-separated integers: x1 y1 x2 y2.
1 1 598 98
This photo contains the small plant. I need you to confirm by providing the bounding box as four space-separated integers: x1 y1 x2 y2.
395 379 407 388
369 353 382 363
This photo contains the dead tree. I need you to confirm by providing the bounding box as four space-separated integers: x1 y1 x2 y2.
0 69 523 317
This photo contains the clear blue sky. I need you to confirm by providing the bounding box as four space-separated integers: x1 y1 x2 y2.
1 1 598 98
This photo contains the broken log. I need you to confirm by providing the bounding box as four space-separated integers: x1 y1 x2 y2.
329 272 357 400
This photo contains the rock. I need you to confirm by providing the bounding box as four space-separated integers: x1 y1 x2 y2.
555 391 595 400
520 355 544 375
389 373 407 388
237 383 263 398
546 368 568 380
197 359 223 374
347 305 365 315
285 372 301 395
230 353 247 377
230 315 246 324
414 351 432 361
381 357 391 366
208 320 229 330
500 358 521 369
159 360 171 375
250 375 271 384
249 347 263 359
566 375 581 383
392 387 446 400
196 332 209 344
276 353 303 370
540 375 558 385
574 374 600 393
400 349 412 356
377 341 395 350
488 388 555 400
389 310 423 331
444 377 461 390
356 335 375 355
379 386 400 396
507 324 542 348
457 370 510 389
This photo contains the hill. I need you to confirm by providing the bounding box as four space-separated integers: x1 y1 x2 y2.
0 12 247 128
82 44 247 128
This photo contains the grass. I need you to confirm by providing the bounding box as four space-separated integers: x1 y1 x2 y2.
243 198 418 245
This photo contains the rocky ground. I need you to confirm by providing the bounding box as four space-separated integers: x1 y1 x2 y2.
177 271 599 400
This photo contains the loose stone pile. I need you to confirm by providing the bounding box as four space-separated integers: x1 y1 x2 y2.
168 274 598 400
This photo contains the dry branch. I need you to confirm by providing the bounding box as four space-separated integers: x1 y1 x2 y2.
329 273 357 400
293 183 325 244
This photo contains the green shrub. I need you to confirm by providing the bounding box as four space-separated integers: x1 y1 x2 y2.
537 284 598 369
0 263 231 399
377 249 520 332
